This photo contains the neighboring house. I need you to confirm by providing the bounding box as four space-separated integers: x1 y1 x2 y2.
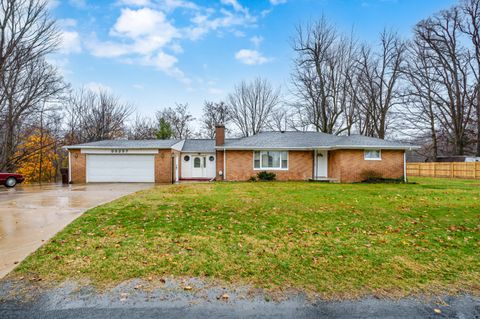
65 126 418 183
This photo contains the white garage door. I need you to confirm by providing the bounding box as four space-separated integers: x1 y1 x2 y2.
86 154 155 183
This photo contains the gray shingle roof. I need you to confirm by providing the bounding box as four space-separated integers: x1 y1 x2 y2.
181 139 216 152
65 139 181 149
219 131 417 150
64 132 418 151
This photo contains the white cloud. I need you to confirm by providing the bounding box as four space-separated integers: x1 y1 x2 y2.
60 31 82 54
117 0 151 5
250 35 263 48
208 87 224 95
46 0 60 9
269 0 287 5
185 9 256 40
112 8 177 40
220 0 247 13
85 82 112 93
235 49 269 65
141 52 191 84
83 0 267 84
69 0 87 8
87 36 130 57
162 0 198 11
58 18 77 28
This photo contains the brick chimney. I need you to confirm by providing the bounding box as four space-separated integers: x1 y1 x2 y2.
215 125 225 146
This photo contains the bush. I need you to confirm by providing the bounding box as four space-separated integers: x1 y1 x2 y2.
257 171 276 181
360 169 383 181
360 169 404 183
248 175 257 182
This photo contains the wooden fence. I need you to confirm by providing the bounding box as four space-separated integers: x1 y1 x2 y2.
407 162 480 179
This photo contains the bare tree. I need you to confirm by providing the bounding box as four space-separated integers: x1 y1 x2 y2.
0 0 64 171
355 30 406 139
267 106 290 131
128 114 157 139
156 103 194 139
415 7 474 155
64 88 133 144
403 39 442 160
227 77 281 137
291 17 358 134
200 101 230 138
460 0 480 155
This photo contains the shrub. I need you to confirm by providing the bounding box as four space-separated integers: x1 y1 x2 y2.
360 169 383 182
360 169 404 183
248 175 257 182
257 171 276 181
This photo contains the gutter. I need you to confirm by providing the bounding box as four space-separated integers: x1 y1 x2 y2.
214 145 421 151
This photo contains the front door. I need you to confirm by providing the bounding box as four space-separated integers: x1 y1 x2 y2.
316 151 328 178
192 156 207 178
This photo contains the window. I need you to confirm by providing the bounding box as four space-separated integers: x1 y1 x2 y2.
364 149 381 160
253 151 288 170
194 157 201 168
209 156 215 162
184 155 190 162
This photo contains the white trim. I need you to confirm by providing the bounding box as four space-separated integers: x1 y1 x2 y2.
364 149 382 161
252 150 289 171
68 151 72 183
316 150 328 177
171 140 185 152
175 155 179 182
181 151 215 155
81 148 159 154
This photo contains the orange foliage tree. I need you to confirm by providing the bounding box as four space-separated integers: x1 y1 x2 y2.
15 130 58 183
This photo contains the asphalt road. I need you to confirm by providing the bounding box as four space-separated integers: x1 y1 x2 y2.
1 279 478 319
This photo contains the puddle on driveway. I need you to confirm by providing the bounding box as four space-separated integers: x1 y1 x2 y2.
0 183 152 278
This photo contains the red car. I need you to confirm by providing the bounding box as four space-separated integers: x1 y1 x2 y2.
0 173 25 188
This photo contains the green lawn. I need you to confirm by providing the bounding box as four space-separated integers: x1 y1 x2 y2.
14 178 480 298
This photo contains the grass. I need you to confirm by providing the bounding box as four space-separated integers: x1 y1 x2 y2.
14 177 480 298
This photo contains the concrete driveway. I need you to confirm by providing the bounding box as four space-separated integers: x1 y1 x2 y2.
0 183 152 278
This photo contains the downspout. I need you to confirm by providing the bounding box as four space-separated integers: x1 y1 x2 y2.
403 150 407 183
68 150 72 183
223 148 227 181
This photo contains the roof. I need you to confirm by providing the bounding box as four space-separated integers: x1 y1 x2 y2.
218 131 417 150
64 132 418 151
181 139 216 153
64 139 181 149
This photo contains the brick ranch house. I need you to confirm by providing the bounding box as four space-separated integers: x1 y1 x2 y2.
65 126 418 183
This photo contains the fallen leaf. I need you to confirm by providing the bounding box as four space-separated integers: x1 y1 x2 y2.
217 293 229 300
434 308 441 314
183 285 193 291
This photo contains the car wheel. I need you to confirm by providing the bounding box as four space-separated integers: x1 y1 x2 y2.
5 177 17 188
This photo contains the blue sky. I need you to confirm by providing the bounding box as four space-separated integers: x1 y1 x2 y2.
50 0 456 124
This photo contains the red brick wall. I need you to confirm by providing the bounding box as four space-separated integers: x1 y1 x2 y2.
69 149 175 184
155 150 174 183
328 149 404 183
225 150 314 181
216 150 224 180
69 150 86 183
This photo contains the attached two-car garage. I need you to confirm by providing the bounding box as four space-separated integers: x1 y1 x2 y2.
86 154 155 183
66 140 182 184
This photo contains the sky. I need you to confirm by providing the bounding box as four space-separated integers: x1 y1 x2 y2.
49 0 457 125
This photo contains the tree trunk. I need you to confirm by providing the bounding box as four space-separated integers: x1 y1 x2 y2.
477 83 480 156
